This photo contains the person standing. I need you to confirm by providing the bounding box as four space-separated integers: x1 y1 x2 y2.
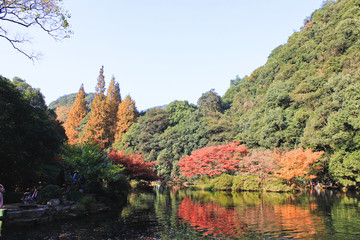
0 184 4 208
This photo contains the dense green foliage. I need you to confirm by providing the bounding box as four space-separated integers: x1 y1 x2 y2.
115 102 217 179
114 0 360 187
0 76 66 191
222 0 360 186
62 141 125 194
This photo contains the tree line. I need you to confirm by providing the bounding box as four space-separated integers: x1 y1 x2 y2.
3 0 360 193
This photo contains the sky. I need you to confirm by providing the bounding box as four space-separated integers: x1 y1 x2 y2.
0 0 324 111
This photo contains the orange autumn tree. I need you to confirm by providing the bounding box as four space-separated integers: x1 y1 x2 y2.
178 142 248 178
82 66 109 146
114 95 138 142
55 105 73 123
65 84 88 145
274 147 324 182
106 76 121 144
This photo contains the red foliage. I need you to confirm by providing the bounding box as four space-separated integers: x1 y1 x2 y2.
108 150 159 180
238 150 278 179
178 198 248 237
178 142 248 178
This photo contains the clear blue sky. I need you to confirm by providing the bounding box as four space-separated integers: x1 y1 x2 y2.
0 0 324 111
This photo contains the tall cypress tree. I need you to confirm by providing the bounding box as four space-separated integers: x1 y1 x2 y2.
114 95 139 142
106 76 122 145
65 84 88 145
82 66 109 145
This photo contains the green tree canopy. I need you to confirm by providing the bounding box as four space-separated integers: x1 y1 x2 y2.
0 76 65 191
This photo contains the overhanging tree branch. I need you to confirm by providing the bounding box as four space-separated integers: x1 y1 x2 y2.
0 0 72 60
0 33 39 60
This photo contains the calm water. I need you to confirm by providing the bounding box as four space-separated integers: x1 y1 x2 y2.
2 188 360 239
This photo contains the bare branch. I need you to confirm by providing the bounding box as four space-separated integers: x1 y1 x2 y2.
0 0 71 60
0 33 40 61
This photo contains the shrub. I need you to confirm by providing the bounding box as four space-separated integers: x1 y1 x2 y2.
40 184 62 204
62 141 125 194
66 191 83 202
75 195 96 214
261 178 292 192
211 174 233 191
232 175 261 191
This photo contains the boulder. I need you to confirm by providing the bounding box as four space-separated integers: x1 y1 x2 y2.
47 199 61 207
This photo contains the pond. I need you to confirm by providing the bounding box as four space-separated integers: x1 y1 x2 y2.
2 188 360 239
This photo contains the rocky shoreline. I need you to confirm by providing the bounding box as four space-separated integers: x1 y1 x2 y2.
1 200 109 228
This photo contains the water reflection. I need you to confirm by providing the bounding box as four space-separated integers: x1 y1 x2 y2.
177 191 325 239
178 198 247 238
3 189 360 239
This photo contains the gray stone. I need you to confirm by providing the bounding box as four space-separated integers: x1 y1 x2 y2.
6 211 22 220
21 208 46 218
47 199 61 207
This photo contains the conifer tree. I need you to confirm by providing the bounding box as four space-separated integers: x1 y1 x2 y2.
82 66 109 145
65 84 88 145
106 76 122 144
115 95 139 142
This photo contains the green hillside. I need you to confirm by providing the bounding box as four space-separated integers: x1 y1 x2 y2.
49 92 94 109
117 0 360 186
223 0 360 185
49 92 94 123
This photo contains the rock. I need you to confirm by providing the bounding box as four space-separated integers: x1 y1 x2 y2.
47 199 61 207
62 200 75 206
21 208 46 218
6 211 22 220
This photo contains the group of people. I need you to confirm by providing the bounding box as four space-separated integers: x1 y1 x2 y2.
0 170 84 209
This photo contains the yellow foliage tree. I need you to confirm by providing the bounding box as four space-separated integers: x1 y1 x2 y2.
82 66 109 145
65 84 87 145
115 95 138 142
105 76 121 145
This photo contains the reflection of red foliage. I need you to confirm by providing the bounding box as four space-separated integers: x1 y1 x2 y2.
178 198 248 237
108 150 159 180
178 142 248 177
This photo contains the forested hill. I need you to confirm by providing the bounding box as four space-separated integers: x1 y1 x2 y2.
224 0 360 149
115 0 360 185
221 0 360 184
49 93 94 123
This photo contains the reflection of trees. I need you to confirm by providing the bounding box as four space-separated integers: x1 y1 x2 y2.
271 204 324 239
178 192 325 239
121 189 360 239
120 193 155 220
330 196 360 238
178 198 248 238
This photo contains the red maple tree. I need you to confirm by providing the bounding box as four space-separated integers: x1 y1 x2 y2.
178 142 248 178
238 150 278 179
108 150 159 180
